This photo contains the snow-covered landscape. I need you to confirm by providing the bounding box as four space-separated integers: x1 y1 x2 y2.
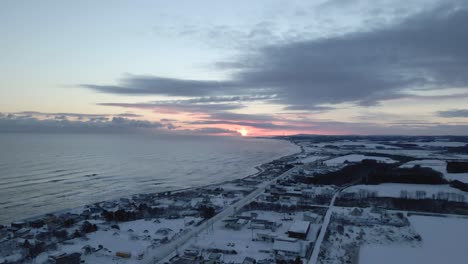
359 215 468 264
2 136 468 264
3 1 468 263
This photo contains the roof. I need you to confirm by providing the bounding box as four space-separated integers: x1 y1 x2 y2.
288 220 310 234
273 240 301 253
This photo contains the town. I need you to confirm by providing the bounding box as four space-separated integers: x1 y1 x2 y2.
1 135 468 264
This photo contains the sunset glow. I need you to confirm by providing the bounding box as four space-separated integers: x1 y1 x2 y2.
1 1 468 136
238 128 249 137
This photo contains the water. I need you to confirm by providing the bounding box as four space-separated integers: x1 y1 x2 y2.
0 133 299 224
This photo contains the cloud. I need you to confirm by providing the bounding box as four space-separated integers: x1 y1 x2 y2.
437 109 468 118
189 127 240 136
17 111 108 118
80 3 468 111
229 3 468 108
81 75 243 97
14 111 143 119
158 95 276 104
98 102 243 114
0 114 171 133
116 113 143 117
186 120 294 130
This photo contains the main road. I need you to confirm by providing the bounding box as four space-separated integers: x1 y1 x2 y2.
307 181 360 264
143 166 298 264
307 190 339 264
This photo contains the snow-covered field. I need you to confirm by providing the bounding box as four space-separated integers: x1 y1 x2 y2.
401 159 468 183
317 208 418 264
343 183 468 201
359 149 440 159
414 141 467 147
32 217 201 264
359 215 468 264
301 155 328 164
324 154 397 166
182 210 319 263
312 141 401 149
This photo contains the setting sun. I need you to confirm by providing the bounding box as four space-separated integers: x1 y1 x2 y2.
238 127 249 136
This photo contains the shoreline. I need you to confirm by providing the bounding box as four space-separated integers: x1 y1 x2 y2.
13 138 302 225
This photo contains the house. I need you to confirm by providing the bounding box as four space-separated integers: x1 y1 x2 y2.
243 257 256 264
251 219 278 231
51 252 81 264
302 189 316 199
303 212 321 223
287 221 310 240
273 238 305 259
203 253 222 264
224 217 249 230
256 232 277 242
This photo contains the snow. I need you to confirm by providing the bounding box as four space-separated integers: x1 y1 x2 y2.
401 159 468 183
288 220 310 234
359 149 440 159
34 217 200 264
359 215 468 264
324 154 397 166
272 239 301 254
316 207 418 264
178 210 316 263
414 141 467 147
343 183 468 201
301 156 328 164
312 141 401 149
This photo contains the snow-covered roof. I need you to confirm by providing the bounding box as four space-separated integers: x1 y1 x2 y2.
273 240 301 253
288 220 310 234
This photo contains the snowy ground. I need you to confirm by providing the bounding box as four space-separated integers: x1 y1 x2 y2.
324 154 397 166
32 217 202 264
401 159 468 183
342 183 468 201
359 215 468 264
180 210 320 263
358 149 440 159
413 141 467 147
301 156 329 164
317 207 418 264
311 141 401 150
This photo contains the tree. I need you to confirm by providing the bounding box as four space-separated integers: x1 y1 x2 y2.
199 205 215 219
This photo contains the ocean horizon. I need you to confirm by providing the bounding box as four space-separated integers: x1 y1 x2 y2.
0 133 299 224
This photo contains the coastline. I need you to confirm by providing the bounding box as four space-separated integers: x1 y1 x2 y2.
14 138 302 225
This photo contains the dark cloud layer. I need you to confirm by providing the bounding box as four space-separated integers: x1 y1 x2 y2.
98 102 243 113
81 4 468 111
231 3 468 108
0 114 169 133
437 109 468 118
82 76 243 97
0 113 245 136
14 111 142 119
189 127 240 135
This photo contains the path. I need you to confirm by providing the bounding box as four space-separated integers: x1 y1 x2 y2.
308 190 339 264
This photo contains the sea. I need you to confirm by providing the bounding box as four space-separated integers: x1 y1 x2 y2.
0 133 299 224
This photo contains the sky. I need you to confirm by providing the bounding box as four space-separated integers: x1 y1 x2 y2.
1 0 468 136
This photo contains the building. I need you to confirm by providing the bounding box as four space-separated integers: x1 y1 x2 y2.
287 220 310 240
273 238 306 259
256 232 277 242
242 257 256 264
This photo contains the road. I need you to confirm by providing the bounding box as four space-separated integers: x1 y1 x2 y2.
143 166 297 264
307 180 359 264
307 190 339 264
